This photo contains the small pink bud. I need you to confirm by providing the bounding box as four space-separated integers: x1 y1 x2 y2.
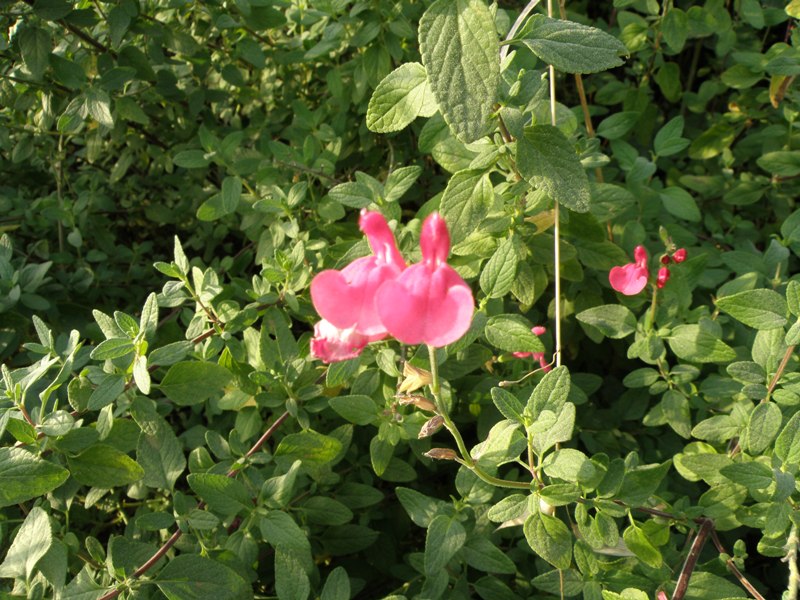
660 255 671 265
531 326 547 336
673 248 687 263
656 266 671 289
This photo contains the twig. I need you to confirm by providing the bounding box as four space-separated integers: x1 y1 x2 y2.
97 411 291 600
672 519 713 600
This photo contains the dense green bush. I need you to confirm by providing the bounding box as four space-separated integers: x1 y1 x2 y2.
3 0 800 599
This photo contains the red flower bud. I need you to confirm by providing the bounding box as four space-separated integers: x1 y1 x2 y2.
672 248 687 263
660 255 671 265
656 266 671 289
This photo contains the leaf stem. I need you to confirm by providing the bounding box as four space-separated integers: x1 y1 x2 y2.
426 346 529 490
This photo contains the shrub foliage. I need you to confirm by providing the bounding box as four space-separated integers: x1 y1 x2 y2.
2 0 800 599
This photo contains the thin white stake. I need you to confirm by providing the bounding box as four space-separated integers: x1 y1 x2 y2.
548 0 562 368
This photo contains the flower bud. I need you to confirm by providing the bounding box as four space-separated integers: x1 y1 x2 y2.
660 255 671 265
672 248 687 263
656 266 671 289
418 415 444 439
397 363 432 394
424 448 458 460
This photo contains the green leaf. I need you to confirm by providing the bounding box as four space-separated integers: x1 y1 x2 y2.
275 549 311 600
274 430 343 470
419 0 499 143
491 387 525 424
480 238 519 298
187 473 252 516
0 506 52 579
0 447 69 508
596 112 640 140
747 402 781 453
667 324 736 363
654 115 689 157
576 304 636 339
517 125 590 213
90 338 134 360
135 411 185 491
532 402 576 455
154 554 250 600
776 411 800 468
260 510 313 556
623 523 661 568
327 181 374 209
300 497 353 526
159 361 233 406
720 461 773 491
85 89 114 128
523 512 572 570
173 150 211 169
320 567 350 600
19 26 51 79
88 373 126 411
222 176 242 213
424 514 466 575
396 487 446 528
757 151 800 177
367 62 437 133
661 7 688 52
660 187 701 222
485 314 545 354
787 281 800 317
384 165 423 203
328 395 378 426
518 14 627 74
717 289 788 329
462 536 516 574
439 170 494 245
527 366 571 417
67 444 144 488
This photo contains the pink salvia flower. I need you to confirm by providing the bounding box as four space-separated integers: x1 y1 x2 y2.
310 210 406 337
309 320 368 363
375 212 474 347
609 245 649 295
512 326 551 372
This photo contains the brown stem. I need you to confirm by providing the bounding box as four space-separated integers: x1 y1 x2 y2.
768 345 796 397
672 519 713 600
710 530 767 600
97 411 291 600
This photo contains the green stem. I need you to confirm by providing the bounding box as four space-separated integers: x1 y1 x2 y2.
787 523 799 600
427 346 529 491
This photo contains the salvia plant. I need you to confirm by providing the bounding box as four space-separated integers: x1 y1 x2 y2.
3 0 800 599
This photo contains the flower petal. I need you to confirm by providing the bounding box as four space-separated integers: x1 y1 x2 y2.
420 212 450 265
309 320 368 363
609 263 649 295
376 263 474 347
360 210 406 271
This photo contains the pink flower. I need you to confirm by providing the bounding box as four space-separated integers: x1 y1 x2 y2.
310 210 406 337
309 320 369 363
512 326 551 372
609 245 649 295
375 213 474 347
